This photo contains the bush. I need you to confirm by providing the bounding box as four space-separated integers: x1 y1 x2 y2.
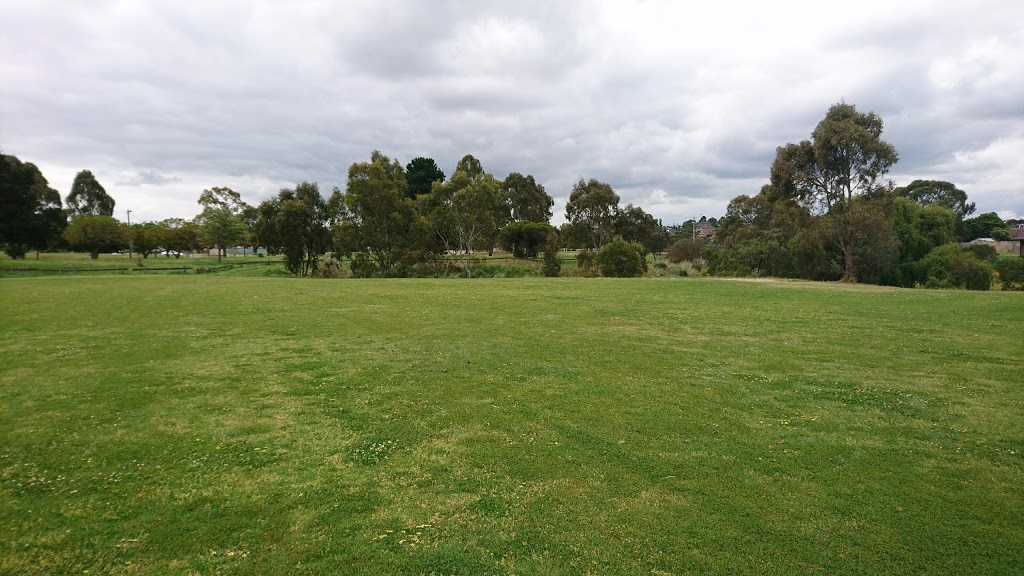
994 256 1024 290
319 259 348 278
595 236 645 277
542 233 561 277
576 250 595 270
917 244 993 290
965 243 998 262
666 239 703 263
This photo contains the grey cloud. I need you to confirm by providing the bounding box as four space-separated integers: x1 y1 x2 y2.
2 0 1023 223
117 170 182 186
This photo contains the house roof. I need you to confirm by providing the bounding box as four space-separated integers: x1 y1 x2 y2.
1010 227 1024 240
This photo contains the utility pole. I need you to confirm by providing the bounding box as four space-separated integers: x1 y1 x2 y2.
127 209 133 258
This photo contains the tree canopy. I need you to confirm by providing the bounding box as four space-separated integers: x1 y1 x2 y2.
425 158 504 276
63 215 124 259
336 150 427 277
0 153 65 258
565 178 620 250
503 172 553 224
255 182 334 276
895 180 975 221
66 170 115 217
770 102 898 281
405 157 445 199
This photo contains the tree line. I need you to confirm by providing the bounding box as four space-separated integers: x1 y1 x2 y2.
684 103 1021 290
3 104 1019 286
1 150 668 278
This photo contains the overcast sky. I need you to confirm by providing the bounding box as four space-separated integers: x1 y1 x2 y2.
2 0 1022 225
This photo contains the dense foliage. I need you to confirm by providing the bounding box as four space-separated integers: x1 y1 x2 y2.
595 236 646 277
704 102 1017 290
2 105 1017 287
62 215 124 259
0 154 65 258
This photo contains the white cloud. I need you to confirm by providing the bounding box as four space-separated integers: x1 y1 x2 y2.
2 0 1022 224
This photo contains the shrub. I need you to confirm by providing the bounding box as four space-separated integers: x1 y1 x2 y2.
917 244 993 290
319 259 348 278
666 239 703 263
576 250 596 270
542 233 561 277
994 256 1024 290
965 243 998 262
595 236 645 277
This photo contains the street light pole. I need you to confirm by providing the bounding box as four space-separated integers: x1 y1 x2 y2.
127 209 132 258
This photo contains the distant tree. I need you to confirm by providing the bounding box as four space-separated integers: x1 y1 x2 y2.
895 180 975 221
157 218 198 258
455 154 484 178
888 197 958 286
503 172 553 223
336 151 428 277
542 232 561 277
66 170 115 217
595 236 645 277
615 204 668 258
196 207 246 262
487 175 513 256
706 186 819 279
198 186 248 212
240 204 260 254
129 222 162 258
405 157 445 199
499 221 556 257
558 221 590 250
255 182 333 276
0 153 65 258
196 187 249 262
63 215 124 259
426 159 503 276
962 212 1010 242
847 197 900 285
771 102 899 282
565 178 620 250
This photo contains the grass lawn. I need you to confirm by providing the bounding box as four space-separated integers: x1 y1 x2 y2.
0 252 283 277
1 275 1021 575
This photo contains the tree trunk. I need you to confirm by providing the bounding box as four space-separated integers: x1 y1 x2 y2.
90 249 99 259
842 207 856 282
842 247 855 282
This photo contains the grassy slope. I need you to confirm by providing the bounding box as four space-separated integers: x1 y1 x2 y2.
1 276 1021 575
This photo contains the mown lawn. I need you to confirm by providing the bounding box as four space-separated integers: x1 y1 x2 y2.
1 275 1021 575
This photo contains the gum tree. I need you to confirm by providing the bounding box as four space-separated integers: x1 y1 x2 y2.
771 102 898 282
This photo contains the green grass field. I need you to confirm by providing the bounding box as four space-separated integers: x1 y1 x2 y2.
1 274 1022 575
0 252 285 278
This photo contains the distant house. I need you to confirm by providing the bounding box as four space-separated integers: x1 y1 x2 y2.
695 221 717 240
1010 226 1024 241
